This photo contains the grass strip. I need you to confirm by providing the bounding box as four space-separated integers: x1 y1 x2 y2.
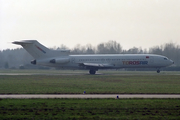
0 75 180 94
0 98 180 119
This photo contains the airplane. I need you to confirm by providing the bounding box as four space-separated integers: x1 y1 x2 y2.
13 40 174 74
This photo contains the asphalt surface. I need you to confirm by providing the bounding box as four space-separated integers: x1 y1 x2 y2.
1 94 180 99
0 71 180 76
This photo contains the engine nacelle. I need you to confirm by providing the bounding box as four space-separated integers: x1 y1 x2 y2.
50 58 69 64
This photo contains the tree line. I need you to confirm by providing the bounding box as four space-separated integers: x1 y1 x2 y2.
0 40 180 69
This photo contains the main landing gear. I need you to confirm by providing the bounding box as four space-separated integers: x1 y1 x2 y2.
157 69 160 73
89 70 96 75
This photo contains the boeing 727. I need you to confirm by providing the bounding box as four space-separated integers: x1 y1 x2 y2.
13 40 174 74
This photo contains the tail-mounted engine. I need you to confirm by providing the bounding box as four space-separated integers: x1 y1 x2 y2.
49 58 70 64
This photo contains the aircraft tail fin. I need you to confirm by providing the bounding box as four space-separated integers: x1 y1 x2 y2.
13 40 69 59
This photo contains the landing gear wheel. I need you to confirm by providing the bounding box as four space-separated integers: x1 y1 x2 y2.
157 70 160 73
89 70 96 75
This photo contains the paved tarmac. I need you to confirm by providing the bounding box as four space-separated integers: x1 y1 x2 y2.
1 94 180 99
1 71 180 76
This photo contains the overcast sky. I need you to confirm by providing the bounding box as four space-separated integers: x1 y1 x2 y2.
1 0 180 50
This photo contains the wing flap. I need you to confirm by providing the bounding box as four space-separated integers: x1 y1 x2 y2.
81 63 114 68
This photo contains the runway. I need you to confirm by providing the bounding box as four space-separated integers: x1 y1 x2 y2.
1 94 180 99
1 70 180 76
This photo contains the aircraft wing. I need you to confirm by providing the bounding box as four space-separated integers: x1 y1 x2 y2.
79 63 114 68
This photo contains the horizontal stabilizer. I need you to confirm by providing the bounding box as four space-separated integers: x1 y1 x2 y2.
12 40 34 45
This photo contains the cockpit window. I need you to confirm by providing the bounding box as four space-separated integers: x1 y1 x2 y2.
164 58 168 60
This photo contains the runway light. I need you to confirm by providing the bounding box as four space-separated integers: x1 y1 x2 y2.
83 91 86 94
116 96 119 99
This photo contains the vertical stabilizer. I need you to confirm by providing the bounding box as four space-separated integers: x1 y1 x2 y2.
13 40 69 59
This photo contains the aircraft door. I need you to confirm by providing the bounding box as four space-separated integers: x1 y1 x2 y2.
71 57 75 63
101 58 105 63
149 56 154 64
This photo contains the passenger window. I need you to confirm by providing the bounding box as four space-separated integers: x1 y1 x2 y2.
164 58 167 60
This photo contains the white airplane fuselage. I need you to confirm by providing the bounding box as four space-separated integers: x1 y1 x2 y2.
37 54 173 69
13 40 174 74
